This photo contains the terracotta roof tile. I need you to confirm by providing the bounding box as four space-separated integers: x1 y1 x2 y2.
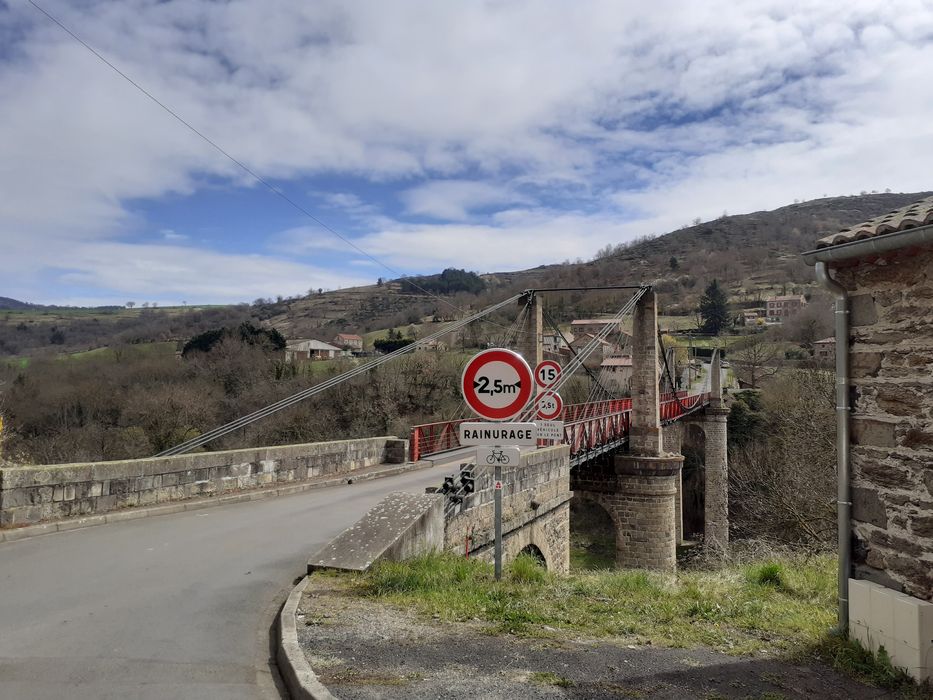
815 195 933 249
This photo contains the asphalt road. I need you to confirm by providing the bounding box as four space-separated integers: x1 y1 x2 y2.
0 461 459 700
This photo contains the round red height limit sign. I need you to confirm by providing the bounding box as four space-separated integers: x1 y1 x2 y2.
461 348 534 421
536 391 563 420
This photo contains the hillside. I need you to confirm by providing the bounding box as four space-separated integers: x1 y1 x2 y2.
0 297 38 311
2 191 929 356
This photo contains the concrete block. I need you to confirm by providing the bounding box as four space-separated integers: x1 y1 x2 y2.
850 621 870 649
893 640 923 671
893 592 933 649
88 482 103 498
870 584 895 638
849 578 871 626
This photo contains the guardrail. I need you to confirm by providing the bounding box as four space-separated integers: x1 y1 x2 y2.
409 391 711 462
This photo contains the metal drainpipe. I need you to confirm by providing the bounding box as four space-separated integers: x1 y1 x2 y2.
815 261 851 634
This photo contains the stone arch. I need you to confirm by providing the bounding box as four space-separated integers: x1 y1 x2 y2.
502 522 558 573
569 492 618 569
518 543 547 568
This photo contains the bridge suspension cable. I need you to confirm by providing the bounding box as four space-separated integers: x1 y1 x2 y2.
156 293 524 457
517 286 649 421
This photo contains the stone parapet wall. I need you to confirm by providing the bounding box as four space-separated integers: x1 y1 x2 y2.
1 437 405 528
444 445 571 573
835 249 933 600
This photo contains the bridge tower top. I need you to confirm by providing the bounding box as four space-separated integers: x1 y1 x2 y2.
630 290 663 457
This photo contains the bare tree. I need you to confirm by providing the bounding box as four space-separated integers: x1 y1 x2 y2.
730 368 836 546
731 335 780 388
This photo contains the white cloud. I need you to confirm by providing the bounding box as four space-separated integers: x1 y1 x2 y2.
1 0 933 303
402 180 533 221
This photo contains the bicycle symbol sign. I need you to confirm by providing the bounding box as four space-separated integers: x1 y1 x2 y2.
475 445 521 468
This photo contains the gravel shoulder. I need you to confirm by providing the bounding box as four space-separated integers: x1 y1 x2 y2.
297 573 885 700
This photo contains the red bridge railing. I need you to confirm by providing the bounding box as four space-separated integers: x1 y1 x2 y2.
409 391 711 462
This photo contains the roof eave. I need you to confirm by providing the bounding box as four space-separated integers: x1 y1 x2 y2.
802 222 933 265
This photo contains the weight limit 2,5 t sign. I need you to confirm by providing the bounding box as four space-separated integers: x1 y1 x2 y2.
461 348 534 421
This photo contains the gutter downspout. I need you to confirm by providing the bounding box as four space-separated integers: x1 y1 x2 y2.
815 261 851 635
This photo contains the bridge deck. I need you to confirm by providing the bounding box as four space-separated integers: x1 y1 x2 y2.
410 390 711 466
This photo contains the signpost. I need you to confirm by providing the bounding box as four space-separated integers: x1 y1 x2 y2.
534 359 562 389
475 445 521 467
535 420 564 441
534 391 563 421
461 348 534 421
459 422 537 446
460 348 535 580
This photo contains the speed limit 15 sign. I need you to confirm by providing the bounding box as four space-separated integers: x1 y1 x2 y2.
535 360 562 389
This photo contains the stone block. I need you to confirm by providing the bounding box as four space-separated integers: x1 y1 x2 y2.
852 418 898 448
851 352 883 378
909 514 933 540
850 294 878 326
852 487 887 528
88 482 103 498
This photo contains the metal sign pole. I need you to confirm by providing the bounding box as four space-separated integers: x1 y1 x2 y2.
494 456 502 581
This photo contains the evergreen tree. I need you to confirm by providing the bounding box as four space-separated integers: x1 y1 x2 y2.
669 256 679 271
698 279 730 335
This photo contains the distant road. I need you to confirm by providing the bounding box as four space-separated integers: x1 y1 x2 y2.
0 462 458 700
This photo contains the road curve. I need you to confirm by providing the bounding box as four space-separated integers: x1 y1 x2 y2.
0 462 457 700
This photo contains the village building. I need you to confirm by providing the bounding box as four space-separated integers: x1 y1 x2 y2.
542 330 573 355
802 195 933 682
569 333 628 369
765 294 807 321
332 333 364 352
813 336 835 362
599 356 633 392
570 318 628 337
284 339 343 362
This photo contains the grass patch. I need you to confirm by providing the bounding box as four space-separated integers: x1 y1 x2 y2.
360 551 841 651
351 552 928 695
803 635 928 698
747 562 785 588
529 671 574 688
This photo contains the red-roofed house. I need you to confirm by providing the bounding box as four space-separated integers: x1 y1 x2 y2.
333 333 364 352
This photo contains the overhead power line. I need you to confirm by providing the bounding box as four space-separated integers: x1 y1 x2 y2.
26 0 527 336
156 293 523 456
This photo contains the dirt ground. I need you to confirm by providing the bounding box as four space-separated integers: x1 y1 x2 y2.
296 575 889 700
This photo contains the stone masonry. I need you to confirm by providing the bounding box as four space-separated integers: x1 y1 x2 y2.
610 291 684 570
309 444 571 574
833 249 933 600
445 445 571 574
0 436 407 528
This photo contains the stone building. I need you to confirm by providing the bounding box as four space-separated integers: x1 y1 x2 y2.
765 294 807 321
803 195 933 682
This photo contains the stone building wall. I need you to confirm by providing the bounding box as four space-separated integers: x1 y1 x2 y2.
0 437 406 528
445 444 571 574
833 248 933 600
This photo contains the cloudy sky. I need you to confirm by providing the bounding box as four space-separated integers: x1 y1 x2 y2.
2 1 932 305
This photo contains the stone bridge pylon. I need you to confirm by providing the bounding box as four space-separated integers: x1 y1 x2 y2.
570 290 729 570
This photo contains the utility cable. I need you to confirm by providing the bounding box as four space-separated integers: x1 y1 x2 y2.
156 293 522 455
27 0 524 336
541 307 616 400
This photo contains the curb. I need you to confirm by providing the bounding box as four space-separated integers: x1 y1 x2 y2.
0 460 435 544
277 575 336 700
